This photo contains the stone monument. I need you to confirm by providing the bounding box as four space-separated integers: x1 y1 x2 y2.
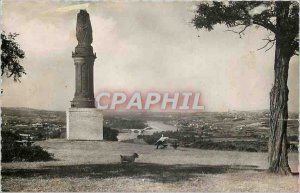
66 10 103 140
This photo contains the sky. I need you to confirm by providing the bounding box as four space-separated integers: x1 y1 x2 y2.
1 1 299 112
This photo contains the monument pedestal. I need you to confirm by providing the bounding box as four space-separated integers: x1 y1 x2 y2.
67 108 103 140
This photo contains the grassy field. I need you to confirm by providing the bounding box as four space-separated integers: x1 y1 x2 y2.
2 139 299 192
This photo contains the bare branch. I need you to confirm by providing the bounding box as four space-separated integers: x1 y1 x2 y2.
252 20 276 33
224 25 250 38
265 41 275 52
257 38 276 51
262 38 275 41
257 33 276 52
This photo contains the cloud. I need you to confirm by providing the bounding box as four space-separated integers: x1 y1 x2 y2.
43 3 90 14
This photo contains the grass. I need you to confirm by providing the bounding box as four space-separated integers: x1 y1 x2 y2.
2 163 261 182
1 139 299 192
2 172 298 192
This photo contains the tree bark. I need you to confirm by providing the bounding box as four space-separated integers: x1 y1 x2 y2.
268 46 291 175
268 2 293 175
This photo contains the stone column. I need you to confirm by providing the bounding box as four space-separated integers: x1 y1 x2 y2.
72 52 96 108
67 10 103 140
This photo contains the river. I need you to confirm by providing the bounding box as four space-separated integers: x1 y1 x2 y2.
117 121 177 141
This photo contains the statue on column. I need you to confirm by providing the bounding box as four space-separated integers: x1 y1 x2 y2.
76 10 93 47
74 10 94 56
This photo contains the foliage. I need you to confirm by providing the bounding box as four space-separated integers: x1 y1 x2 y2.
139 131 298 153
191 140 268 152
12 146 54 162
105 119 147 130
192 1 299 56
1 32 26 81
1 130 54 162
103 126 119 141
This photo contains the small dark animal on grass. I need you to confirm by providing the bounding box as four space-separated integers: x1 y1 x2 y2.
120 153 139 163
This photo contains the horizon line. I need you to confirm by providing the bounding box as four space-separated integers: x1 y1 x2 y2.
1 106 299 114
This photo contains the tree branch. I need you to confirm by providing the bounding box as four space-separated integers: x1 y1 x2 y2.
253 21 276 33
265 41 275 52
224 25 250 38
257 37 276 51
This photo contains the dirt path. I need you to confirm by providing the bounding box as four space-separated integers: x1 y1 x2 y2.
2 139 299 192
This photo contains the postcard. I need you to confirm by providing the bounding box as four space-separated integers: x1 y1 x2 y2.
1 1 299 192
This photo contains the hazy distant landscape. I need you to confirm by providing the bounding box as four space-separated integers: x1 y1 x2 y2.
2 107 298 152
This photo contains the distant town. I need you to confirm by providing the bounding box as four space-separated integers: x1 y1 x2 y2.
2 107 298 152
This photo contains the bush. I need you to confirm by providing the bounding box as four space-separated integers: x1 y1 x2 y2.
103 126 119 141
191 140 268 152
105 119 147 129
1 130 54 162
11 145 54 162
139 130 272 152
1 130 21 162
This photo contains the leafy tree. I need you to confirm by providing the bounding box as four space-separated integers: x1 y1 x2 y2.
192 1 298 175
1 32 26 81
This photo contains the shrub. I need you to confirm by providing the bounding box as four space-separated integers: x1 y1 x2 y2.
103 126 119 141
1 130 54 162
1 130 21 162
105 119 147 129
12 145 54 162
139 130 273 152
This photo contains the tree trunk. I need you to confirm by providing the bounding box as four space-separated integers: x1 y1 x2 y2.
268 2 293 175
268 48 291 175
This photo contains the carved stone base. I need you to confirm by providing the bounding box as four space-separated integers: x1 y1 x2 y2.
66 108 103 140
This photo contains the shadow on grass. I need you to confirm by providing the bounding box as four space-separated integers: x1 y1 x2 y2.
2 163 261 183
